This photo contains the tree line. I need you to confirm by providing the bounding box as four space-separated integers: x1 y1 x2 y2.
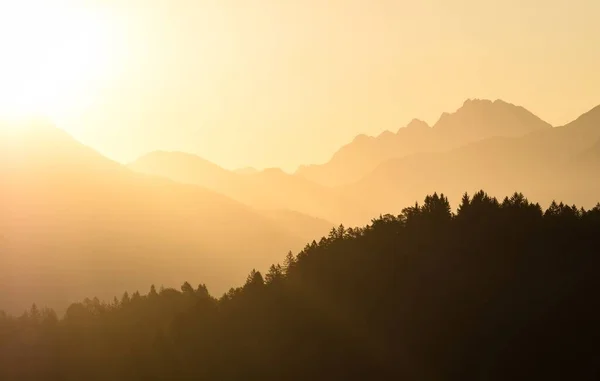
1 191 599 380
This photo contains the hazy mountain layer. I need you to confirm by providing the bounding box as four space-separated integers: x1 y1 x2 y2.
296 99 552 187
0 123 306 313
1 100 598 311
129 152 369 224
341 104 600 219
2 191 598 381
129 100 598 226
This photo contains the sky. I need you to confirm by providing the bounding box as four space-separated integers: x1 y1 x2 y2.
1 0 599 171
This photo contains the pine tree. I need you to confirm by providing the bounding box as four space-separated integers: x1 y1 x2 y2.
149 284 158 298
181 282 194 294
283 251 296 274
265 264 284 284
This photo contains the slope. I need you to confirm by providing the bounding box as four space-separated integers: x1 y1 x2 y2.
129 152 368 224
296 99 551 187
0 122 304 313
342 104 600 219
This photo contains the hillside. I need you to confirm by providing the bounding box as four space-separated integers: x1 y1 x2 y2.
1 191 598 381
341 104 600 219
577 138 600 164
129 152 369 224
0 122 305 313
260 209 333 243
234 167 259 175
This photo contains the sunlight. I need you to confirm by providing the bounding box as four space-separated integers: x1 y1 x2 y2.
0 1 118 124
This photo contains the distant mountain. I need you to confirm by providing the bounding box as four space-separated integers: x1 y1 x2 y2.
544 105 600 160
2 100 595 311
129 151 239 193
130 152 369 224
0 123 304 313
296 99 551 187
434 99 551 143
261 209 333 244
578 138 600 163
567 107 600 184
341 104 600 219
128 152 336 239
234 167 259 175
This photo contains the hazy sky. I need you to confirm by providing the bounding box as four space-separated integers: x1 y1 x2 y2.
3 0 599 170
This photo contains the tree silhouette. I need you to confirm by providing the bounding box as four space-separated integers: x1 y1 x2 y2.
0 191 598 381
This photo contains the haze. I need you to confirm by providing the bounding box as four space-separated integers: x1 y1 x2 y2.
2 0 598 170
1 2 600 379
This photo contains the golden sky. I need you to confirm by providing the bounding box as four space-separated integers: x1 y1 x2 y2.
1 0 599 171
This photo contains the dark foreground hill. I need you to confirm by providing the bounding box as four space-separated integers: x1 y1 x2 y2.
1 191 599 381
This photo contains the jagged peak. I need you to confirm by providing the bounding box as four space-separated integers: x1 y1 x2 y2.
377 130 395 139
352 133 374 144
462 98 493 107
460 98 525 112
433 98 550 132
404 118 430 130
434 112 451 126
461 98 532 113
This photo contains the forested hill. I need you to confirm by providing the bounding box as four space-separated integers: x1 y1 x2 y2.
1 191 599 381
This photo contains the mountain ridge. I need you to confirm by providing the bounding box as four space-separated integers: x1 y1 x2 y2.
0 124 307 313
129 151 368 224
296 98 552 187
339 103 600 221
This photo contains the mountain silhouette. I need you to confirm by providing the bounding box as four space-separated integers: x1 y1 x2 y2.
0 123 305 313
341 103 600 220
2 100 596 310
234 166 259 175
402 118 430 131
260 209 333 242
2 189 598 381
296 99 551 187
578 138 600 163
434 99 551 142
129 151 368 224
128 150 239 193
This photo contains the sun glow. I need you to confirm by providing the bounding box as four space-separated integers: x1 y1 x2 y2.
0 1 120 125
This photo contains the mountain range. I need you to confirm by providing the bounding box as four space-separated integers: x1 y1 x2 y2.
1 98 598 312
129 151 368 224
130 99 599 223
0 123 323 313
296 99 552 187
340 105 600 217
